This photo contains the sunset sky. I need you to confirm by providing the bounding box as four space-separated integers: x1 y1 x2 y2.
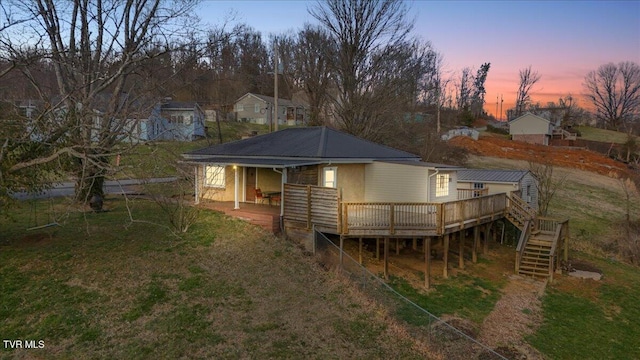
199 0 640 119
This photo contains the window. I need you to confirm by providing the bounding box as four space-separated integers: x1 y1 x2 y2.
322 167 337 188
473 182 484 197
255 104 260 113
436 174 449 197
205 165 226 188
236 104 244 112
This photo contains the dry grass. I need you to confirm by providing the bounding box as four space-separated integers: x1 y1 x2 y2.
0 198 432 359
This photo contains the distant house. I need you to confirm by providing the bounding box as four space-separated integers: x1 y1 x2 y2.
457 169 538 209
234 93 308 126
509 113 554 145
146 100 205 141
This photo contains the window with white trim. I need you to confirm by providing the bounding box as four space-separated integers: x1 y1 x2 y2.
436 174 449 197
205 165 226 188
255 104 260 113
236 104 244 112
322 167 337 188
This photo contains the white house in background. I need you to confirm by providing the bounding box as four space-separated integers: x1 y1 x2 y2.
509 113 554 145
234 93 308 126
457 169 538 209
145 100 206 141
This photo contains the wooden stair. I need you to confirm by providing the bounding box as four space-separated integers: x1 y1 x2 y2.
518 231 554 277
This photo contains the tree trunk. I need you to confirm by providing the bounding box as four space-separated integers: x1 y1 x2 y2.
75 159 107 203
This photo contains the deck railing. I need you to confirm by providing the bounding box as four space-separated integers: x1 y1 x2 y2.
341 193 506 236
457 188 489 200
342 203 440 235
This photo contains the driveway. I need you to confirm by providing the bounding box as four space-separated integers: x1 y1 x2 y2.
11 177 178 200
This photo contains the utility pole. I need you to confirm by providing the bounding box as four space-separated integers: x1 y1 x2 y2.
495 95 499 121
500 94 504 121
274 41 279 132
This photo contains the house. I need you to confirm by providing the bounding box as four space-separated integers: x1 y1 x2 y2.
145 100 205 141
183 126 569 284
234 93 308 126
183 126 460 210
508 113 554 145
457 169 538 209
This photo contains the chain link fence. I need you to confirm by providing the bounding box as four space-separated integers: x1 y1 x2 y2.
313 229 508 360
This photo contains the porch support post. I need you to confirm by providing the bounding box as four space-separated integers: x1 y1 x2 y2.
425 237 431 289
194 166 199 205
443 234 450 279
384 237 389 280
459 231 465 270
376 238 380 260
234 166 239 210
473 226 479 263
280 167 287 217
358 237 363 265
395 238 400 255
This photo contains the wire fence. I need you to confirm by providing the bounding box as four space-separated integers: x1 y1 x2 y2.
313 229 508 360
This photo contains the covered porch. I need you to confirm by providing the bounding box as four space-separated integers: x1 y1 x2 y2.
199 200 282 233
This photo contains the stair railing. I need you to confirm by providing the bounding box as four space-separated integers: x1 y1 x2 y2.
507 194 536 231
515 219 532 273
548 223 564 282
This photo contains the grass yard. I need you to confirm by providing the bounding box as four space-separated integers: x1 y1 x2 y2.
0 198 429 359
575 125 638 144
529 253 640 359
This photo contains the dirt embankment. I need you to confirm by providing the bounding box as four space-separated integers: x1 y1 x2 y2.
450 135 631 178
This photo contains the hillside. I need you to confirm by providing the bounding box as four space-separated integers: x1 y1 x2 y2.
449 134 631 178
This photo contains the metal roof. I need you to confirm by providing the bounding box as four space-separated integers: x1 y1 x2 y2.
184 126 421 162
183 157 323 168
457 169 529 183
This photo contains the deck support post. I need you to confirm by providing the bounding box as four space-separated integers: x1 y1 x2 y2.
443 234 450 279
384 237 389 280
339 236 344 269
425 237 431 289
376 238 380 260
473 226 479 263
395 238 400 255
358 237 363 265
484 223 491 254
413 238 417 251
459 231 465 270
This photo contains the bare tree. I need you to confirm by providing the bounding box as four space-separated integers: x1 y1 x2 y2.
583 61 640 131
470 62 491 117
456 67 472 111
310 0 415 141
528 160 566 216
515 66 541 117
1 0 198 204
289 24 334 126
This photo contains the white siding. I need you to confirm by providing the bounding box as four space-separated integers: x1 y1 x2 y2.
509 113 552 135
364 162 430 202
428 170 458 203
519 172 538 209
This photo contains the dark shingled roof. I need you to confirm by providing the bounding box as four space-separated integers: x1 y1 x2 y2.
457 169 529 183
185 127 420 161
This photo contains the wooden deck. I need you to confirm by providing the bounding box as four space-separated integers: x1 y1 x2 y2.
199 201 281 233
283 184 507 238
